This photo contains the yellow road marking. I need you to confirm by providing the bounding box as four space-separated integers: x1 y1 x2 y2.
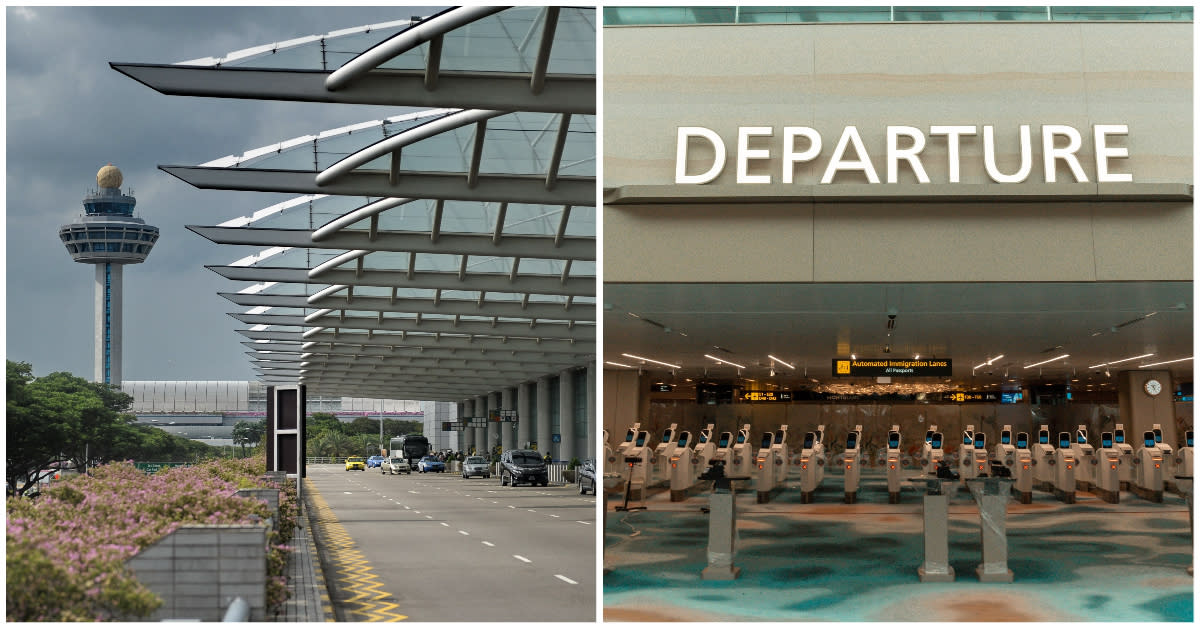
308 482 407 622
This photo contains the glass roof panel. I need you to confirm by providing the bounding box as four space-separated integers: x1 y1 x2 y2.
515 258 565 276
412 252 463 273
571 261 597 278
440 290 481 300
563 205 595 238
465 256 513 274
212 21 417 70
502 203 564 236
377 7 595 76
372 198 438 232
257 282 309 296
356 251 410 271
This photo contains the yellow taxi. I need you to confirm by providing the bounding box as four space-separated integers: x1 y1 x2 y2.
344 456 366 471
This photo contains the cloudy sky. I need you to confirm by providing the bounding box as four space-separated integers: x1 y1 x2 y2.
6 6 443 381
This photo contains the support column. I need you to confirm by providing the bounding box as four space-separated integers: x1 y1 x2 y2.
95 263 124 384
517 382 533 448
487 392 500 455
462 399 475 454
1118 370 1177 447
559 368 576 462
475 395 487 456
501 387 515 452
586 362 597 462
537 376 552 458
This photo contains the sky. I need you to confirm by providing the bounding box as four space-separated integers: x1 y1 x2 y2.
6 5 444 381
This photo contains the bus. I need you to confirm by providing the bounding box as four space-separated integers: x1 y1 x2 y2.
390 434 430 466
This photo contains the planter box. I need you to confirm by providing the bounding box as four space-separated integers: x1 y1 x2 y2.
125 524 268 621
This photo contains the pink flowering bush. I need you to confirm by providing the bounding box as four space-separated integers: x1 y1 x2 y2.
6 455 296 621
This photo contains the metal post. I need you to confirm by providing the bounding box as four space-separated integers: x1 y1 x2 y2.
918 478 954 582
701 479 740 580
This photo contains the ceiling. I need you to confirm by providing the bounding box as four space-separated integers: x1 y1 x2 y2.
603 281 1193 393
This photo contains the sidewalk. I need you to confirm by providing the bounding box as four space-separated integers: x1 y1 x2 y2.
272 497 332 622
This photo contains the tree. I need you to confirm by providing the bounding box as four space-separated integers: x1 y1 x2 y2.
311 431 355 458
306 412 342 440
6 361 137 496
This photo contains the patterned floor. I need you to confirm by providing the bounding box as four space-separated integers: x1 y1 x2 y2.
603 470 1193 622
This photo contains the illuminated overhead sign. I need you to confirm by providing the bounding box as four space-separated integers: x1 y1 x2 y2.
650 383 674 392
833 358 952 377
939 391 1001 403
737 390 793 402
676 124 1131 185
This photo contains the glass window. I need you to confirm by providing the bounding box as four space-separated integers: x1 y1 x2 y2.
122 244 134 253
107 243 120 252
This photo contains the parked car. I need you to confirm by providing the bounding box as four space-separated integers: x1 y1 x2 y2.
577 458 596 495
345 456 366 471
367 455 385 468
461 456 491 479
383 457 411 475
418 456 445 473
500 449 548 487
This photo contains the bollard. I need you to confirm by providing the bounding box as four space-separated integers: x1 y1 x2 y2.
222 597 250 622
968 477 1015 583
918 478 954 582
701 479 740 580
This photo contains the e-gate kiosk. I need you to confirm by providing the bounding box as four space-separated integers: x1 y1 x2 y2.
1114 424 1135 490
842 424 865 503
694 424 717 475
616 423 641 459
625 430 654 493
1132 430 1165 503
958 425 977 481
1032 426 1056 492
713 430 734 468
668 430 694 501
771 426 789 485
962 430 988 486
994 425 1016 472
1177 430 1194 486
1153 424 1176 488
1011 432 1034 503
920 426 944 475
755 431 780 503
796 428 827 504
886 425 903 503
649 423 680 486
729 424 754 479
1070 425 1095 491
1052 431 1077 503
1093 431 1122 504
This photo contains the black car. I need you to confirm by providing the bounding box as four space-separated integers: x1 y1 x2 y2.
577 458 596 495
500 449 549 487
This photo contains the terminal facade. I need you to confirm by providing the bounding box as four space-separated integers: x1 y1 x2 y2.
602 6 1191 621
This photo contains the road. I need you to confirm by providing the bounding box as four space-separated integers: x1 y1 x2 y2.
306 464 596 621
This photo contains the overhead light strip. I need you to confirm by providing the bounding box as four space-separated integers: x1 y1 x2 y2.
605 361 632 368
767 355 794 369
704 354 745 369
1088 353 1155 369
1139 357 1192 368
621 353 681 369
973 354 1005 370
1024 354 1069 369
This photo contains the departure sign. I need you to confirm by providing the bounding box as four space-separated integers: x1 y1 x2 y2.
738 390 793 403
650 383 674 392
939 391 1001 403
832 358 952 377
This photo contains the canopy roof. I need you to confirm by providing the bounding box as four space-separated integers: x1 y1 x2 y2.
114 6 596 401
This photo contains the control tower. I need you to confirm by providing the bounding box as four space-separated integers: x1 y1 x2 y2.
58 164 159 384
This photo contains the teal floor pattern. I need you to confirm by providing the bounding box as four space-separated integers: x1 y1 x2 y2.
603 470 1193 622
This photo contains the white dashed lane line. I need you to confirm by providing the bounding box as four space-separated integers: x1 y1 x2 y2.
555 575 578 585
548 514 560 518
440 522 450 527
458 530 470 536
513 555 532 563
481 541 495 547
575 521 591 525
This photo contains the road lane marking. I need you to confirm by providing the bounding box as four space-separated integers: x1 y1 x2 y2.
555 575 578 585
344 491 353 494
508 506 516 509
548 514 560 518
481 541 495 547
458 530 469 536
404 506 410 510
425 515 433 519
440 522 449 527
491 501 499 504
527 509 536 512
575 521 591 525
513 555 532 563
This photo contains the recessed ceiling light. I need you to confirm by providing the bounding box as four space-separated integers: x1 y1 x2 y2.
1140 356 1193 368
704 354 746 369
621 353 681 369
1025 354 1069 369
768 355 795 369
604 361 633 368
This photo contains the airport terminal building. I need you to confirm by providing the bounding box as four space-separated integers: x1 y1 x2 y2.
602 6 1192 622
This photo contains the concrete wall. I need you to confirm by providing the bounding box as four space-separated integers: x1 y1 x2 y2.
604 21 1192 283
125 524 268 621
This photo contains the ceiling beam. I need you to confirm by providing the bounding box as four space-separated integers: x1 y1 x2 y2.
161 166 595 207
207 266 594 297
189 225 595 261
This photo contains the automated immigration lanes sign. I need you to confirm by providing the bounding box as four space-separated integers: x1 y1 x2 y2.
833 358 952 377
